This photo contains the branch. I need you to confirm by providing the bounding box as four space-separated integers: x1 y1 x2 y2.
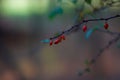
41 14 120 77
49 14 120 40
78 34 120 76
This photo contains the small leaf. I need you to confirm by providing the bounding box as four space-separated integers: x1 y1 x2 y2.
54 32 61 36
49 12 57 19
41 39 50 43
55 7 63 14
85 24 104 39
84 59 90 66
49 7 63 19
72 0 78 4
85 0 92 4
85 29 93 39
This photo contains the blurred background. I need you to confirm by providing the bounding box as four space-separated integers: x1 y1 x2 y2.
0 0 120 80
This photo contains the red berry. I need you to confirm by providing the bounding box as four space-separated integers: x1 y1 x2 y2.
49 40 53 46
54 39 59 44
54 38 61 44
58 37 62 42
82 25 87 32
104 22 109 29
61 35 65 40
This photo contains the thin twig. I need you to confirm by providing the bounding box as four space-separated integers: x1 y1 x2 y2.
78 34 120 76
49 14 120 40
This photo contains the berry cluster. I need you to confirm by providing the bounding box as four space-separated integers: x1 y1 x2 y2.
49 35 65 46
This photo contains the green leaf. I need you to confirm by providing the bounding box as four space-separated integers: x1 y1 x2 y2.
85 29 94 39
41 39 50 43
84 59 90 65
54 32 61 36
49 12 57 19
72 0 78 4
49 7 63 19
85 23 104 39
85 0 92 4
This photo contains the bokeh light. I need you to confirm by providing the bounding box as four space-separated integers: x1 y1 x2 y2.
1 0 29 16
1 0 49 16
